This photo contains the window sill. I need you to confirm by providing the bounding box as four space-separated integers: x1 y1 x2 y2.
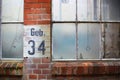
0 61 23 76
52 61 120 76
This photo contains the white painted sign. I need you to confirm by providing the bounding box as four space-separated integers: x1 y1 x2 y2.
24 26 48 57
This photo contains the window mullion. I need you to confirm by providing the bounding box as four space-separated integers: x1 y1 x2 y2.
76 0 79 60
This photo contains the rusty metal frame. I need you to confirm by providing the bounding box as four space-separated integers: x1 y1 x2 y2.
51 0 120 61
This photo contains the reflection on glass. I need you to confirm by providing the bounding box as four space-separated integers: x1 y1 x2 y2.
52 23 76 59
78 24 101 59
52 0 76 21
2 0 23 22
101 0 120 21
77 0 100 21
2 24 23 58
104 23 120 58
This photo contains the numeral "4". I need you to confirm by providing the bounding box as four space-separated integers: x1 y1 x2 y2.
28 40 46 55
38 40 46 55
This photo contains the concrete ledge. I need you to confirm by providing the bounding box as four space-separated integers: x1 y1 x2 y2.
52 62 120 76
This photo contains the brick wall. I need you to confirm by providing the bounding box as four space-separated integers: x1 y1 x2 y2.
23 57 51 80
24 0 51 25
23 0 51 80
1 0 120 80
23 0 120 80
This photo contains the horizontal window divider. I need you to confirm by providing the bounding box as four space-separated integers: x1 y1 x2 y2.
1 58 23 61
52 21 120 23
1 22 24 24
52 59 120 62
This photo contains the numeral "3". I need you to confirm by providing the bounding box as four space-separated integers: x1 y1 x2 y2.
28 40 46 55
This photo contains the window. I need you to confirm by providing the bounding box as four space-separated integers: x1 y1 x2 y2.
0 0 23 59
52 0 120 60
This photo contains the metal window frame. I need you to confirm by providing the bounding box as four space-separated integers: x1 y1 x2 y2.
0 0 24 60
51 0 120 61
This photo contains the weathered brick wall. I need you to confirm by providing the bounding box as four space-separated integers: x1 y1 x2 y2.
23 0 51 80
1 0 120 80
23 57 51 80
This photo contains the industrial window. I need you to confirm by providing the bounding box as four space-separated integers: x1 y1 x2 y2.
52 0 120 60
0 0 23 59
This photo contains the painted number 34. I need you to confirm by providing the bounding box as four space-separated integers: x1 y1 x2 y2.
28 40 46 55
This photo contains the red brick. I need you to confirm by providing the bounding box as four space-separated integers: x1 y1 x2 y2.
25 64 36 69
25 3 41 9
33 69 41 74
38 64 50 69
33 58 41 63
25 3 50 9
38 0 51 3
25 69 32 74
25 0 38 3
38 75 46 79
42 57 50 63
24 20 50 25
41 3 51 8
42 69 51 74
29 74 37 79
41 14 51 20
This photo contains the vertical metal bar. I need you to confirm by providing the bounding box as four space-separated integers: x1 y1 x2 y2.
76 0 78 60
0 0 2 58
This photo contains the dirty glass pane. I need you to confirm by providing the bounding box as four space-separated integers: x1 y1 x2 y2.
104 23 120 58
52 0 76 21
1 0 23 22
101 0 120 21
78 23 101 59
2 24 23 58
77 0 100 21
52 23 76 59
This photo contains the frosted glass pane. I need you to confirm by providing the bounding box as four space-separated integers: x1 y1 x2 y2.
101 0 120 21
52 23 76 59
104 23 120 58
52 0 76 21
2 0 23 22
78 24 101 59
2 24 23 58
78 0 100 21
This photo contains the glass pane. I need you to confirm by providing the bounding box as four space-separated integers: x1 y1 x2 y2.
2 24 23 58
52 23 76 59
2 0 23 22
101 0 120 21
78 23 101 59
52 0 76 21
78 0 100 21
104 23 120 58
